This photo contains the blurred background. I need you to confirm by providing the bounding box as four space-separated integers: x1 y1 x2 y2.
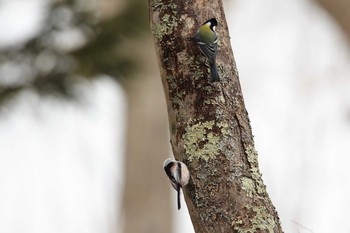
0 0 349 232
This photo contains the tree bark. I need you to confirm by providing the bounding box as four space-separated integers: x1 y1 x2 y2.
149 0 283 232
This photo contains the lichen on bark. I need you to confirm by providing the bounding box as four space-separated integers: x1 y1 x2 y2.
183 120 220 162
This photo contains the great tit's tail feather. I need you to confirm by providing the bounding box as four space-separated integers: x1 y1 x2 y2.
210 62 220 82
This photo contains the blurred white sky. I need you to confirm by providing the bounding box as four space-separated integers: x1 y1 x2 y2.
1 0 350 233
0 0 47 49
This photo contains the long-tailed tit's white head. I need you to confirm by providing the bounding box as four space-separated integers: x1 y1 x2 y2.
163 158 190 209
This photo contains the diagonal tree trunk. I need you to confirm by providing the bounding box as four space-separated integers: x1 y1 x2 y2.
149 0 283 232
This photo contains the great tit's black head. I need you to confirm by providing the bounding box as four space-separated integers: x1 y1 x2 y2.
202 18 218 31
208 18 217 26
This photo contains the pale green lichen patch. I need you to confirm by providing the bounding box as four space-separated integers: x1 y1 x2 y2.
151 1 178 40
246 146 257 165
193 70 203 81
218 94 226 104
153 13 178 40
163 14 177 35
250 205 276 233
217 122 230 136
177 51 194 67
173 91 186 106
203 85 213 93
241 177 255 198
218 64 229 80
151 0 177 11
152 21 165 40
202 94 225 106
183 121 220 162
246 146 266 194
233 205 276 233
151 0 163 9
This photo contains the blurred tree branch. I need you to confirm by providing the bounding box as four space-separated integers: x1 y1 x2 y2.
0 0 148 104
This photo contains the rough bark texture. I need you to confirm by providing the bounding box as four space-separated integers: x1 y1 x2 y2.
149 0 283 232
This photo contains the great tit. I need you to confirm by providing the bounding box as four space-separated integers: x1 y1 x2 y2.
195 18 219 82
163 158 190 210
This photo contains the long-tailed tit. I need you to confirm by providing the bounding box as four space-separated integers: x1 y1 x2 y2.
163 158 190 210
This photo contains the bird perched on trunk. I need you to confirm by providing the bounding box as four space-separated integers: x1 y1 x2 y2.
163 158 190 210
195 18 220 82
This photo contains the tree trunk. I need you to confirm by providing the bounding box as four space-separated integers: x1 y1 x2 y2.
122 38 173 233
149 0 283 232
316 0 350 44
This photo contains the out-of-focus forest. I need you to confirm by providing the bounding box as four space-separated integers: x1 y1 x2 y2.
0 0 148 100
0 0 350 232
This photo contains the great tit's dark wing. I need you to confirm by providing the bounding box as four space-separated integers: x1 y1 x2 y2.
197 41 218 64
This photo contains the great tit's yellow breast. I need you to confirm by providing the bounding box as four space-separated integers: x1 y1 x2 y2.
198 24 216 44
